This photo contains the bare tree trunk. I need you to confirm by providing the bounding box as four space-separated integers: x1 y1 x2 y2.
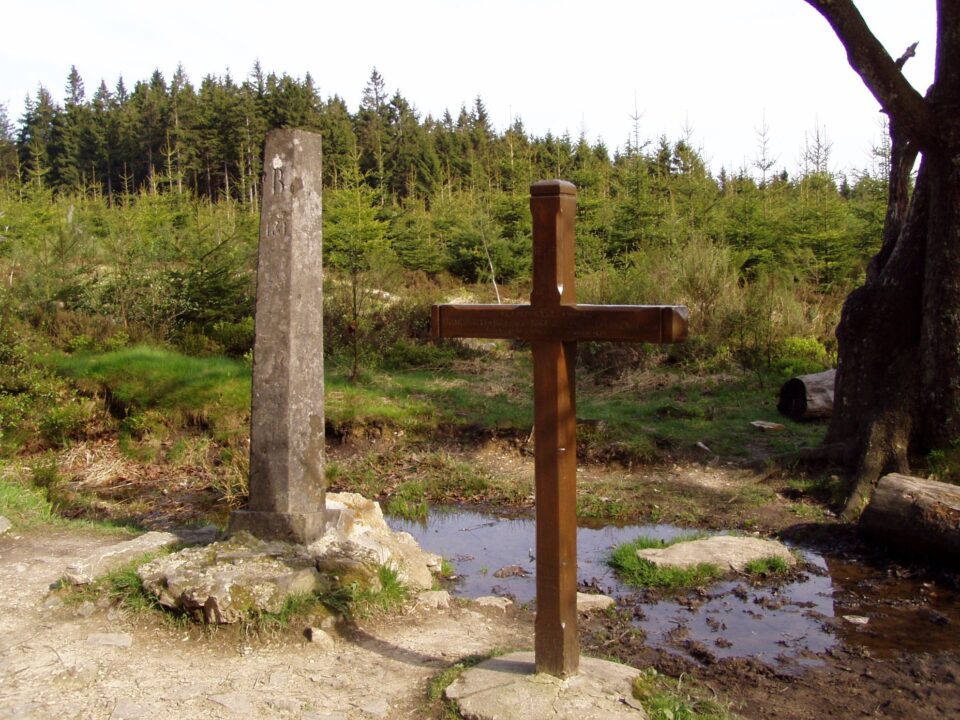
804 0 960 518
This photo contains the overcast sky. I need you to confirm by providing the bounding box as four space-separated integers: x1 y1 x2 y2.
2 1 936 176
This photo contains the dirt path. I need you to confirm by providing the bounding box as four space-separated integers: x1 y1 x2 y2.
0 528 531 720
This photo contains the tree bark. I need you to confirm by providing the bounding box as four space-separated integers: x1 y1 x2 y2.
804 0 960 519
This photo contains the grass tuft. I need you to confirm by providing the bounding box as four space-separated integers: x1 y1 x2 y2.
63 551 168 614
316 564 411 622
242 592 331 639
609 534 723 589
427 650 505 719
633 667 741 719
0 474 54 527
743 555 791 576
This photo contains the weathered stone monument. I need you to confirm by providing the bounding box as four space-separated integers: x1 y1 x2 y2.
229 129 327 544
433 180 688 681
138 131 440 624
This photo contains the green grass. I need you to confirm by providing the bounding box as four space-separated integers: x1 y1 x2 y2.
0 475 55 527
353 565 410 616
578 371 827 461
339 448 530 514
64 551 169 613
633 668 741 720
0 459 140 533
325 361 533 435
439 557 456 578
51 346 825 473
743 555 791 575
54 346 252 444
426 651 505 719
786 473 848 507
242 592 333 638
318 565 412 621
385 481 430 520
609 534 723 589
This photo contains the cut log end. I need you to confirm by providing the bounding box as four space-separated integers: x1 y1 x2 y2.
777 369 836 421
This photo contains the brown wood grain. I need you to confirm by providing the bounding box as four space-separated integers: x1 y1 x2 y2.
431 179 687 677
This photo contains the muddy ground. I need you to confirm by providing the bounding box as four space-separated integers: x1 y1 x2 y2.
3 437 959 719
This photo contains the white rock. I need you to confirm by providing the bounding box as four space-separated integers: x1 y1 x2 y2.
359 698 390 717
311 493 441 590
417 590 451 609
208 692 255 715
843 615 870 625
577 592 616 613
305 627 336 649
0 515 11 535
63 531 180 585
475 596 513 612
138 540 327 624
86 633 133 648
76 601 97 618
110 699 148 720
635 535 796 573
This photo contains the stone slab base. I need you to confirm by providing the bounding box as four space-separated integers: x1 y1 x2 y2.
444 651 647 719
228 509 326 544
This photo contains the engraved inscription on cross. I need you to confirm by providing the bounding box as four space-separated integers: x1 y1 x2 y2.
432 180 688 678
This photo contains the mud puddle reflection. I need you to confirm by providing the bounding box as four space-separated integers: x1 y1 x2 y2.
389 508 960 666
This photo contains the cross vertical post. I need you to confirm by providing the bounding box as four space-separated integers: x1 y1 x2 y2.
530 181 580 675
432 180 688 679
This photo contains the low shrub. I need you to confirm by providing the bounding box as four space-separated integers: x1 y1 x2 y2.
39 400 94 447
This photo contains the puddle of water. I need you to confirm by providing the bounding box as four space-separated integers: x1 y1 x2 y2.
389 507 960 665
636 552 835 666
391 508 690 603
827 556 960 656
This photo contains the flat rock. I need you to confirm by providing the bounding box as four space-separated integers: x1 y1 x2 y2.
63 530 189 585
208 692 256 715
305 627 336 648
417 590 451 609
138 494 442 624
359 698 390 717
635 535 796 573
0 515 11 535
86 632 133 648
445 651 646 719
576 592 615 613
475 596 513 612
138 535 329 624
110 699 149 720
267 697 303 714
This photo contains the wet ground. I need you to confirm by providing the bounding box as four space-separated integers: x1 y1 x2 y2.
388 507 960 678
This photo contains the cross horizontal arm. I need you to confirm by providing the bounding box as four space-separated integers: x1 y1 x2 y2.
432 304 688 343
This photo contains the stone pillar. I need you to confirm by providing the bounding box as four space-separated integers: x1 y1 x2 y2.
229 129 326 544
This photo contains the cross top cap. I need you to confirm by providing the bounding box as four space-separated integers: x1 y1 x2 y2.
530 179 576 197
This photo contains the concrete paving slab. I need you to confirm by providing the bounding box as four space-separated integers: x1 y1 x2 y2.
444 651 647 719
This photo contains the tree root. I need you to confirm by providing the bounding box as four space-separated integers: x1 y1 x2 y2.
748 441 854 473
840 418 911 521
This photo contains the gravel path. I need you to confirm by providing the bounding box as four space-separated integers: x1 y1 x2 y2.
0 528 530 720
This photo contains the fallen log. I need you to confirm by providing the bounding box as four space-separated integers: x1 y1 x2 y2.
859 473 960 560
777 369 835 421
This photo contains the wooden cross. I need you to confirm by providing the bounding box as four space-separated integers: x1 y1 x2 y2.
432 180 688 677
